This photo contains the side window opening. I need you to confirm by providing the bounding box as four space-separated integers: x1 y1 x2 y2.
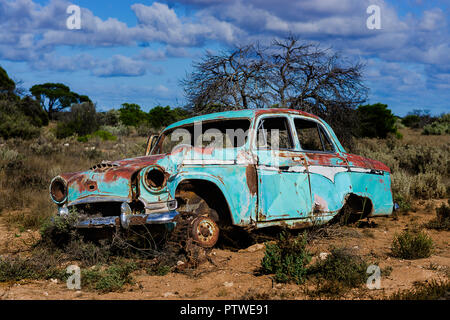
257 117 293 150
294 118 334 152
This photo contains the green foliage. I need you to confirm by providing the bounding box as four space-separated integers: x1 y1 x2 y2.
97 109 121 126
147 106 190 129
77 130 117 142
0 109 41 140
401 114 421 128
93 130 117 141
426 200 450 231
147 264 171 276
307 247 368 289
39 212 80 248
0 65 16 94
357 103 398 138
119 103 147 127
0 96 47 140
30 82 91 118
422 113 450 135
402 109 436 129
99 124 130 137
82 261 137 293
391 229 433 259
260 231 311 284
389 279 450 300
56 102 99 139
0 254 66 283
119 103 190 130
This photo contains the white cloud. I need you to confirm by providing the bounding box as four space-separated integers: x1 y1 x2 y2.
93 55 147 77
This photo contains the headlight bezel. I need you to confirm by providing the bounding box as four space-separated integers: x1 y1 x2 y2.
50 176 68 204
142 166 168 192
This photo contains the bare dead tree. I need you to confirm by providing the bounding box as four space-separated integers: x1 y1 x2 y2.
181 36 368 143
181 44 269 114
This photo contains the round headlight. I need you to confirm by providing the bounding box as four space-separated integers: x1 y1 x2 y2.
144 167 167 190
50 177 67 203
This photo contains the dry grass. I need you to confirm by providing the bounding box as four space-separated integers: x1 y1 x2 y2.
0 128 146 230
351 129 449 211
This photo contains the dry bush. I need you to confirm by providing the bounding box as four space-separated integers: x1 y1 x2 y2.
391 228 433 259
426 200 450 231
260 231 311 285
352 131 449 210
306 247 368 297
0 131 146 230
389 279 450 300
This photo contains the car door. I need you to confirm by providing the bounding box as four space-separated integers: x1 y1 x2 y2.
292 117 351 215
255 115 312 221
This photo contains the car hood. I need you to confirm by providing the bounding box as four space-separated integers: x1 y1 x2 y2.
59 154 168 206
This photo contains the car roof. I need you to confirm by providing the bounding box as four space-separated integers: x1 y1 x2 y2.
164 108 320 131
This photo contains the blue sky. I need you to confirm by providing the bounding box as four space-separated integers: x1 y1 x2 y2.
1 0 449 116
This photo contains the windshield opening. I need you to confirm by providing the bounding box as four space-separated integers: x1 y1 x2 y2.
151 119 251 155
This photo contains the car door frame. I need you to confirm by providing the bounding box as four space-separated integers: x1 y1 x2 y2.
290 115 351 217
251 113 313 222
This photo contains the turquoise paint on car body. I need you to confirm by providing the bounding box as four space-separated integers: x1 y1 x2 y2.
50 109 394 230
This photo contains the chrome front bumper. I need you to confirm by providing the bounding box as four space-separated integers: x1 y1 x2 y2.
76 211 180 229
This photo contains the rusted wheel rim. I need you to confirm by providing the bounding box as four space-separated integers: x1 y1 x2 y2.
191 217 219 248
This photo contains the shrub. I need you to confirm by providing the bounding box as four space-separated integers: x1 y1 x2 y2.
147 264 171 276
423 122 449 135
0 110 41 140
426 200 450 231
402 114 421 128
136 123 154 137
100 123 130 137
0 95 47 140
56 102 99 139
97 109 121 127
307 247 368 290
39 212 80 248
119 103 147 127
357 103 398 138
260 231 311 284
391 229 433 259
81 261 137 293
410 173 447 199
0 253 66 283
77 130 117 142
389 279 450 300
422 113 449 135
402 109 436 129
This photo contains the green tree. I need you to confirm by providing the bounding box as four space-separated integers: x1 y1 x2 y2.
56 102 99 139
147 106 190 129
30 83 91 119
118 103 146 127
0 66 15 95
357 103 398 138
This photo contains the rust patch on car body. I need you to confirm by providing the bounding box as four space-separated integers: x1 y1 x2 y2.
245 164 257 195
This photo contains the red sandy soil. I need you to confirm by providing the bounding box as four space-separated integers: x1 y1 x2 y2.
0 199 448 300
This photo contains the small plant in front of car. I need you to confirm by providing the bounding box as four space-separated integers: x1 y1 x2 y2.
260 231 311 285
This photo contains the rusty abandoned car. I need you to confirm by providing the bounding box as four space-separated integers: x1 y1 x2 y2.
49 109 394 248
